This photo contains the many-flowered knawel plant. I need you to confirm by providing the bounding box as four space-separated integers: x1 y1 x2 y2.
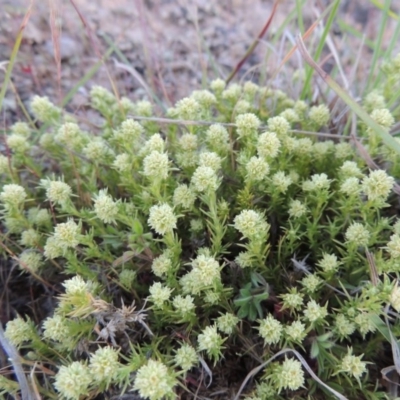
3 53 400 399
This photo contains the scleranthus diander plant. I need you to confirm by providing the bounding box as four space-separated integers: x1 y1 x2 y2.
2 52 400 400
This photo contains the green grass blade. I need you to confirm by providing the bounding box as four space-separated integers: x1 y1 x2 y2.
365 0 391 92
0 4 32 113
100 33 165 110
297 34 400 154
61 46 114 107
301 0 341 100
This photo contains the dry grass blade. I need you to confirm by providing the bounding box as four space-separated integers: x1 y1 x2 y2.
233 348 348 400
365 249 379 287
296 34 400 154
0 1 33 114
272 2 335 80
69 0 120 100
226 0 280 84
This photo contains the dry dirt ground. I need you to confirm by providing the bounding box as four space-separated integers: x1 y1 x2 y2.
1 0 399 124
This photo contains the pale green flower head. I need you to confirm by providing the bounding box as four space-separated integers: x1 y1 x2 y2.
113 119 144 142
313 140 334 160
288 200 307 218
309 104 330 127
267 116 290 136
43 315 70 342
234 209 269 239
53 219 81 248
54 361 93 400
284 320 306 343
258 315 283 345
338 347 367 380
173 184 196 209
55 122 88 151
340 177 361 196
243 81 259 98
221 83 241 102
191 166 219 193
334 314 356 339
133 359 176 400
389 284 400 312
235 251 253 268
93 189 119 224
175 97 200 120
280 289 304 312
89 347 120 385
0 154 9 175
363 90 386 112
5 315 35 347
294 137 313 156
141 133 165 156
361 169 394 202
19 250 43 273
271 171 292 193
280 108 300 124
63 275 89 296
135 99 153 116
148 203 177 235
303 300 327 323
370 108 394 129
191 89 217 108
235 99 251 114
143 151 169 180
0 184 27 207
113 153 131 173
174 343 198 372
294 99 308 117
40 179 72 207
210 78 226 94
345 222 370 247
83 138 114 162
189 254 221 289
317 253 340 273
235 113 261 138
271 357 305 393
354 312 376 337
118 96 135 115
335 142 353 159
386 234 400 258
179 133 198 151
245 156 270 182
197 325 225 363
257 131 281 159
151 251 173 278
11 121 30 137
149 282 173 308
301 274 322 293
172 294 195 316
30 208 51 227
31 95 61 123
216 312 239 335
199 151 222 171
7 134 30 153
205 124 230 153
90 85 116 110
339 161 363 178
20 228 41 247
302 173 331 192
